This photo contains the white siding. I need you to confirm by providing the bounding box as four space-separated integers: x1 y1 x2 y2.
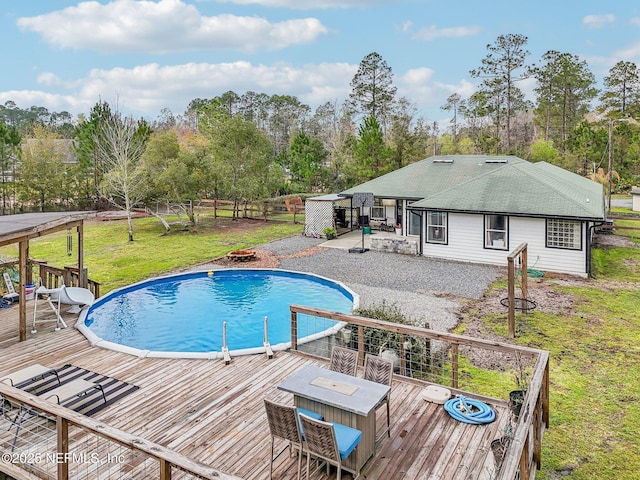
421 213 588 276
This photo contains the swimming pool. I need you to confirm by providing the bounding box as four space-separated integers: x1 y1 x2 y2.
78 269 358 359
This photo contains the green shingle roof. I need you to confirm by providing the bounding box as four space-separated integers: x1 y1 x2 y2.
340 155 605 220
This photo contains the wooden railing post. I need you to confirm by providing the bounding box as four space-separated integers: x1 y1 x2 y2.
507 255 515 338
357 325 365 366
291 311 298 351
520 434 530 480
160 459 172 480
57 416 69 480
450 343 459 389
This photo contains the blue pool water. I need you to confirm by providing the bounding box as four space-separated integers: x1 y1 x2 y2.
83 269 355 354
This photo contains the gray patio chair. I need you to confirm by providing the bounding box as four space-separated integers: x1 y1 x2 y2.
264 399 322 480
363 354 394 441
329 346 358 376
298 413 362 480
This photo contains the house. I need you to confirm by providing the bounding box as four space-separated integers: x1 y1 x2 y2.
340 155 606 277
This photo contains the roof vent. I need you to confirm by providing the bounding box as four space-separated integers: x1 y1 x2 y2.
432 158 454 164
485 158 508 164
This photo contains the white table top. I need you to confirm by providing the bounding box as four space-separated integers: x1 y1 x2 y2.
278 364 390 416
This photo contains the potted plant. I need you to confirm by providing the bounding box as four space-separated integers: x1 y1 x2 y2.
395 223 402 235
490 436 509 469
509 353 529 418
490 424 513 471
323 226 337 240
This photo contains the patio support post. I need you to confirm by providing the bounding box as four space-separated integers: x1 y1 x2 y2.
18 240 28 341
77 223 86 288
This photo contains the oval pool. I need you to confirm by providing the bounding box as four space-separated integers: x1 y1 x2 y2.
78 269 358 359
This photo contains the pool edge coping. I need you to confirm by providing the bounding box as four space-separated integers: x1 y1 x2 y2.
76 267 360 359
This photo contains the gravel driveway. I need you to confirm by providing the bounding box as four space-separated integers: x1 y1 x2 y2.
260 235 503 332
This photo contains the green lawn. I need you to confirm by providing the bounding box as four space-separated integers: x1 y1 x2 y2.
483 218 640 479
0 216 304 293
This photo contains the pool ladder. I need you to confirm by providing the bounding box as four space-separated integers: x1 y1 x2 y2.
221 316 273 365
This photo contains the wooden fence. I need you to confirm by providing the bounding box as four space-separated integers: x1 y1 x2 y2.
197 199 305 224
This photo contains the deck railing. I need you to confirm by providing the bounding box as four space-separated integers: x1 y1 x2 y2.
290 304 550 480
0 260 101 299
0 383 241 480
37 263 101 299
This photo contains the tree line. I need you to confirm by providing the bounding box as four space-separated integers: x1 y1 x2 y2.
1 34 640 238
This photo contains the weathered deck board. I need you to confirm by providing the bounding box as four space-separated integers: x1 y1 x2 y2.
0 303 509 480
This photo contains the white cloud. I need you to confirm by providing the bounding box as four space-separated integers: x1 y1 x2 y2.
0 61 357 118
411 25 482 41
212 0 390 9
612 41 640 63
396 68 476 119
16 0 328 54
582 14 615 29
630 17 640 27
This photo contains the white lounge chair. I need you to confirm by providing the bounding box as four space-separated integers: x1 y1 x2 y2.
32 281 95 333
2 272 19 303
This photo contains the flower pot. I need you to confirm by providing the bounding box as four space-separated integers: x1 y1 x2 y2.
491 436 509 468
509 389 526 417
395 228 402 235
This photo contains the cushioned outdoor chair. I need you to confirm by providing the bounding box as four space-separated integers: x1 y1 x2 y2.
364 354 394 441
298 413 362 480
264 399 323 480
329 346 358 376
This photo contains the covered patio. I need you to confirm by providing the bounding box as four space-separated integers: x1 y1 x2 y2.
0 211 94 341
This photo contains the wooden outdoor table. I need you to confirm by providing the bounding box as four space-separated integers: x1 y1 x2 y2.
278 364 390 473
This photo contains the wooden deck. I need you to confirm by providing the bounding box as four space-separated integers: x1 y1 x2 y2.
0 302 509 480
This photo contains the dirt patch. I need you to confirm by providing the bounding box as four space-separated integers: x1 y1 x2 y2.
193 244 329 271
593 233 639 248
207 248 281 269
458 275 584 370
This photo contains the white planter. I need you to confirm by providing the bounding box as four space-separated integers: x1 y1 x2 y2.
395 228 402 235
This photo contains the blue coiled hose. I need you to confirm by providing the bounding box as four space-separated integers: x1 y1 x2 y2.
444 395 496 425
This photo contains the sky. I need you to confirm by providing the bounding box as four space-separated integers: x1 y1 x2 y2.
1 0 640 124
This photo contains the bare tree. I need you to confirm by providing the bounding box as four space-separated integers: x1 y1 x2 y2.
93 109 151 241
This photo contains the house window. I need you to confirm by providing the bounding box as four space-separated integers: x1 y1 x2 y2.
371 198 384 220
408 210 421 236
427 212 447 244
546 219 581 250
485 215 508 249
